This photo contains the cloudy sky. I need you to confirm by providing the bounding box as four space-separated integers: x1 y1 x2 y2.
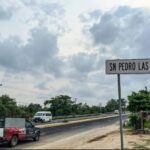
0 0 150 106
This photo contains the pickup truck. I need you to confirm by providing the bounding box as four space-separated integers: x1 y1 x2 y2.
0 118 40 147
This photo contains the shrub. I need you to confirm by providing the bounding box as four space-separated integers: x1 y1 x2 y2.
129 114 141 130
144 120 150 128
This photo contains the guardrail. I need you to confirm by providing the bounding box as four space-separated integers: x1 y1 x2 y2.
52 113 113 120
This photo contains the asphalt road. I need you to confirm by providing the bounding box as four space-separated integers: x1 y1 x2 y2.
1 115 127 149
35 113 115 125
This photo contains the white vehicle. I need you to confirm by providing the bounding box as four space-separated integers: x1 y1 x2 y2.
33 111 52 123
114 110 119 114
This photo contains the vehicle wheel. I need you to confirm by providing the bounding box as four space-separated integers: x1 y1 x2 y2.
9 135 18 147
33 134 40 141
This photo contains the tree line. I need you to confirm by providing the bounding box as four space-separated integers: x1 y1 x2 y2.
0 89 150 129
0 95 125 118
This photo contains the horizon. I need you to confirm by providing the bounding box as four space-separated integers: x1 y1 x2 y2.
0 0 150 106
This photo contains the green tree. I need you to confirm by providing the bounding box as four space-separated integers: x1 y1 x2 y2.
0 95 19 117
105 99 118 112
44 95 75 116
90 105 101 114
27 103 42 115
81 103 90 114
101 106 106 113
128 90 150 113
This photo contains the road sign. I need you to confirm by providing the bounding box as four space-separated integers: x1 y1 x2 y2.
105 58 150 150
106 59 150 74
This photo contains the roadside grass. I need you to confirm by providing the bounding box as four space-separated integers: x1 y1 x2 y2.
123 124 132 129
145 139 150 145
133 136 150 149
123 117 150 130
123 128 150 149
145 120 150 129
123 120 132 129
133 144 148 149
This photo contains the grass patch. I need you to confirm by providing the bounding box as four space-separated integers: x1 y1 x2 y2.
133 138 150 149
145 120 150 128
145 139 150 146
133 144 148 149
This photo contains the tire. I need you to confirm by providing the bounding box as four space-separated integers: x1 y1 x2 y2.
9 135 18 147
33 133 40 141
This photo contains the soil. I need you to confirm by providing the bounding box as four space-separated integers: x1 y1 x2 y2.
27 123 150 149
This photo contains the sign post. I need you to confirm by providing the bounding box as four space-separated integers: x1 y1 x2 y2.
105 59 150 150
106 59 150 74
117 74 124 150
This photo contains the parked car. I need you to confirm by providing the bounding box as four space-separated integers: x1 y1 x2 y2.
0 118 40 147
33 111 52 123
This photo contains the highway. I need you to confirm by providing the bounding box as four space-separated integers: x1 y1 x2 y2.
35 113 116 125
1 114 127 149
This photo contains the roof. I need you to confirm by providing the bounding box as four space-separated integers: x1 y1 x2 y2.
36 111 51 113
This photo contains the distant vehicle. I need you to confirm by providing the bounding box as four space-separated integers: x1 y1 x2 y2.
0 118 40 147
114 110 119 114
33 111 52 123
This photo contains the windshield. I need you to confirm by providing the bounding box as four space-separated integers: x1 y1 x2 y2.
35 113 43 116
0 120 4 128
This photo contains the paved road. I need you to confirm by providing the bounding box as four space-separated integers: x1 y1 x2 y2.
1 115 127 149
35 113 115 125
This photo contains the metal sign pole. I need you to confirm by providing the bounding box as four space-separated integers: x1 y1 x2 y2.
106 59 150 149
117 74 124 150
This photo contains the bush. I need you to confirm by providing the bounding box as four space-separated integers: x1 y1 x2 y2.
129 114 141 130
63 119 69 123
144 120 150 128
123 119 130 128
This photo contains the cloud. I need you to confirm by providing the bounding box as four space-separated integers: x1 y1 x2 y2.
70 52 99 73
0 0 66 76
22 0 65 24
90 13 119 45
0 5 17 20
79 10 101 22
23 0 65 17
35 81 48 90
81 6 150 58
2 3 150 106
73 5 150 104
0 27 64 77
64 52 106 84
40 2 65 16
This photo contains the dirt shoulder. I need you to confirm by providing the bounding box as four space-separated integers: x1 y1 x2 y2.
78 129 150 149
27 123 150 149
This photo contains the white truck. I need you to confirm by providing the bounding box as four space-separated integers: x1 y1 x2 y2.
33 111 52 123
